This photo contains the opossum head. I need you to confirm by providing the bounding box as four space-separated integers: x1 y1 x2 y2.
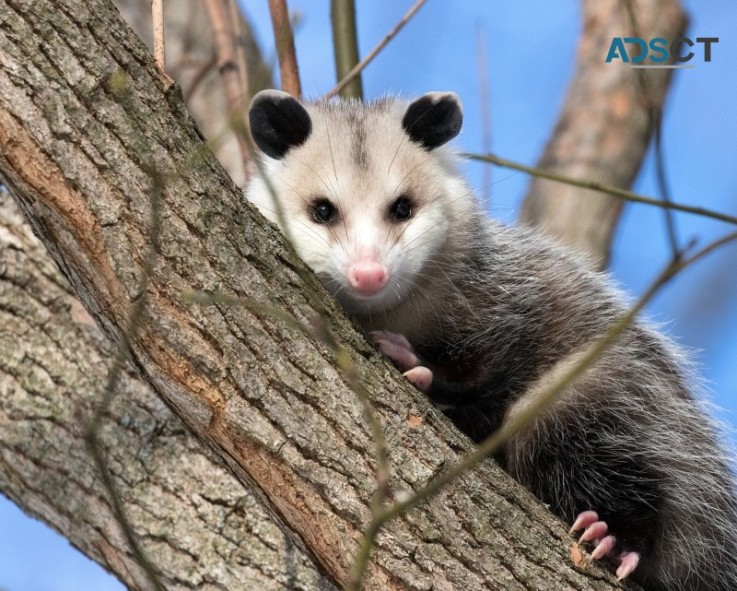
246 90 474 315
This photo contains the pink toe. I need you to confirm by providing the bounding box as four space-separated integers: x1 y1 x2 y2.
374 339 419 370
591 535 617 560
403 366 433 393
370 330 414 351
616 551 641 580
579 521 608 543
570 510 599 533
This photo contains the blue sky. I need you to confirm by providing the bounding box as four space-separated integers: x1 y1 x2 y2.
2 2 736 589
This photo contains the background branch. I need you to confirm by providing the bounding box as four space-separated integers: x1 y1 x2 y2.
269 0 302 97
330 0 363 99
203 0 253 172
325 0 428 101
115 0 272 186
468 152 737 226
519 0 687 268
152 0 165 71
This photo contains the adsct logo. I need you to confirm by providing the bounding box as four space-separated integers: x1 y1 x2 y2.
606 37 719 68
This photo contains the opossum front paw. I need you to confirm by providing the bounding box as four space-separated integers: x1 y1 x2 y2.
370 331 434 393
370 331 418 369
570 510 640 580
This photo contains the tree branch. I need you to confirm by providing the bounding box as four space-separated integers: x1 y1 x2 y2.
330 0 363 99
114 0 273 187
203 0 253 172
0 192 330 591
468 152 737 227
152 0 165 72
269 0 302 97
519 0 687 268
325 0 427 101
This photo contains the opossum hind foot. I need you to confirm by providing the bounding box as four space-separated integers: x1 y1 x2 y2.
571 510 641 580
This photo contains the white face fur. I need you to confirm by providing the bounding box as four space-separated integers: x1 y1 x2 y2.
246 91 473 316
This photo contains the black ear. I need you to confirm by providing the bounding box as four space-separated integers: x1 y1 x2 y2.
401 92 463 150
249 90 312 159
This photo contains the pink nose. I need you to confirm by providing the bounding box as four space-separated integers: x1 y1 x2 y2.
348 261 388 295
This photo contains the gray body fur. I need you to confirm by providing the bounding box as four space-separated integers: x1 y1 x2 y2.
246 90 737 590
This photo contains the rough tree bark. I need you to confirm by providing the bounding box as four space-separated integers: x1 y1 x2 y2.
1 3 323 590
520 0 686 269
0 192 331 590
0 1 637 590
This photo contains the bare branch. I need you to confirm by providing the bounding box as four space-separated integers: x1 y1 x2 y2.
182 53 218 103
476 22 492 206
116 0 271 186
468 152 737 227
152 0 165 71
622 0 681 259
230 0 252 109
324 0 428 100
330 0 363 99
203 0 252 169
268 0 302 97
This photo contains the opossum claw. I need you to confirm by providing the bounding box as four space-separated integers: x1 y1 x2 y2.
580 520 609 543
591 535 617 560
570 510 599 534
616 551 641 580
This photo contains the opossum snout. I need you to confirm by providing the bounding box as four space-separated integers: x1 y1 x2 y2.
347 260 388 295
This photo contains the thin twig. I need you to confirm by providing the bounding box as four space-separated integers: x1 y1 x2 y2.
652 119 680 254
324 0 428 100
152 0 165 71
330 0 363 99
346 229 737 588
203 0 251 172
182 53 218 103
622 0 681 258
268 0 302 97
476 22 492 206
466 152 737 226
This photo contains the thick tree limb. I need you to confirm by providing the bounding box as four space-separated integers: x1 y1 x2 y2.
0 1 632 589
3 2 303 588
0 192 330 590
520 0 686 268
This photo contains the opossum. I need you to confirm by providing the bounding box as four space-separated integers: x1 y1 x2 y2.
245 89 737 590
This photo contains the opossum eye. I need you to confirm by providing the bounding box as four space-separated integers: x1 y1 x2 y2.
388 196 413 221
311 199 338 224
